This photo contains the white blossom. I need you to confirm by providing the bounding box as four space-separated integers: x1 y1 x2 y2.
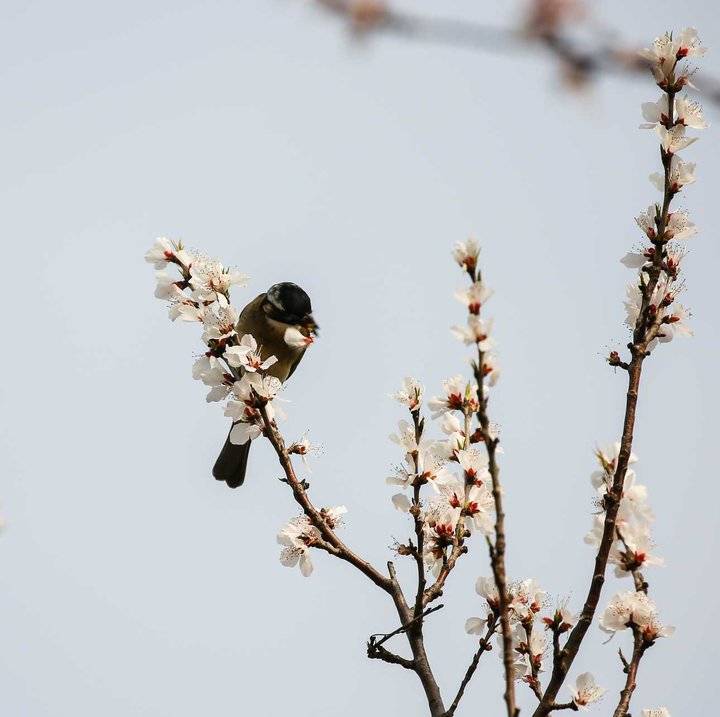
569 672 605 710
665 210 697 241
635 205 658 240
640 95 707 133
232 371 282 402
462 485 495 533
191 354 232 402
438 478 495 534
512 623 547 677
656 125 697 154
640 28 706 83
600 591 675 640
224 333 278 372
201 304 239 342
476 575 500 605
455 282 493 314
662 304 693 340
189 257 248 304
591 443 638 490
321 505 347 529
144 237 192 269
675 95 708 129
192 354 222 382
620 251 651 269
153 270 184 300
277 516 320 577
451 316 494 350
389 419 420 453
223 373 283 443
480 353 501 387
639 33 677 79
288 433 317 471
465 616 488 635
169 298 204 323
676 27 707 59
228 421 263 445
542 603 576 633
428 375 479 418
391 493 412 512
624 279 676 332
456 448 491 485
650 156 696 193
387 426 454 493
452 238 480 272
510 578 547 621
439 412 466 452
640 95 671 129
422 506 461 576
611 523 664 577
391 377 424 411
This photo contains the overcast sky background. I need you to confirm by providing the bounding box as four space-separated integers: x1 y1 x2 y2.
1 1 718 715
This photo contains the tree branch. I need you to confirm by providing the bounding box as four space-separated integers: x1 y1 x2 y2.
368 604 445 649
259 404 393 591
532 52 685 717
367 642 416 670
469 271 517 717
611 629 646 717
443 616 498 717
261 408 447 716
312 1 720 106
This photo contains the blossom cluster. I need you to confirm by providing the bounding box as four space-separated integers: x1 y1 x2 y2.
465 575 605 708
584 444 661 579
600 590 674 643
145 238 290 446
386 239 501 576
276 506 347 577
619 29 707 351
387 381 495 575
587 445 674 689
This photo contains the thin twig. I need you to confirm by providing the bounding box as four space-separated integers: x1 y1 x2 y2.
369 604 445 649
367 642 416 670
443 616 499 717
612 629 646 717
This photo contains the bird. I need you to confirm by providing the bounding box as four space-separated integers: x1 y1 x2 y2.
212 282 317 489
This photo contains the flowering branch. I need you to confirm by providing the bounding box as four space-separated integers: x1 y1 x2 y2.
533 28 703 716
145 24 705 717
465 258 517 717
261 400 448 715
310 1 720 106
259 402 392 589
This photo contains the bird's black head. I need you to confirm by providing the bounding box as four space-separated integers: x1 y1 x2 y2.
264 282 317 332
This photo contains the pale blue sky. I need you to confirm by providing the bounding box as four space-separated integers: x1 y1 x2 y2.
1 1 718 715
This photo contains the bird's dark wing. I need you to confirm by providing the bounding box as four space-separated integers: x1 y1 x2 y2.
285 347 307 382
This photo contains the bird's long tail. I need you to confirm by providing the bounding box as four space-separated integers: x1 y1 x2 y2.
212 429 251 488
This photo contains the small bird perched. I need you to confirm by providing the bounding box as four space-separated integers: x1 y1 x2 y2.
212 282 317 489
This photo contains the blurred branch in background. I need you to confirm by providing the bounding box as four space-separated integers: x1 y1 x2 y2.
313 0 720 106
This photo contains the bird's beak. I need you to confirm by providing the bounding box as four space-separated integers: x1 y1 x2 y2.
302 314 319 337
